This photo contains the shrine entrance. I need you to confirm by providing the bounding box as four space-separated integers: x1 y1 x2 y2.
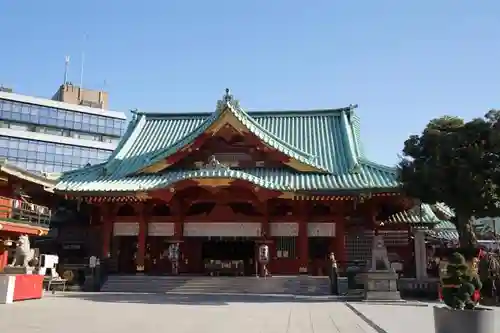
201 237 256 276
113 236 137 274
308 237 332 276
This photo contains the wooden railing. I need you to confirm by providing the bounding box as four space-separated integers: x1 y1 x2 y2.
0 196 51 228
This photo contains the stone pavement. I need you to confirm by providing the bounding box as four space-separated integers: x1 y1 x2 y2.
347 301 500 333
0 293 378 333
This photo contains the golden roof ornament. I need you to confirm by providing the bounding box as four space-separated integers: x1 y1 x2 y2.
217 88 240 111
201 155 229 170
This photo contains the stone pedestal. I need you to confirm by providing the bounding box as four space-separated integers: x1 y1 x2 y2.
0 274 44 304
2 266 33 275
363 234 401 301
364 270 401 300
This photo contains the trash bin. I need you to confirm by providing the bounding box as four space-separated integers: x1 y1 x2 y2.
346 265 363 290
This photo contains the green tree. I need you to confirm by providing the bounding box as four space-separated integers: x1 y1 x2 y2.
399 111 500 248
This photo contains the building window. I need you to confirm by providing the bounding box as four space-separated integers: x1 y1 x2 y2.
0 98 126 137
275 237 296 259
0 135 112 173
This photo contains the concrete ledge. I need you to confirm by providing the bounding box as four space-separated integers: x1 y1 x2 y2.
348 300 430 307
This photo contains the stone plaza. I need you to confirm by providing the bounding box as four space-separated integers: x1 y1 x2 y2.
0 293 499 333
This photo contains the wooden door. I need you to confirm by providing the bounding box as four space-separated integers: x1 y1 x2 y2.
115 236 137 274
147 237 171 275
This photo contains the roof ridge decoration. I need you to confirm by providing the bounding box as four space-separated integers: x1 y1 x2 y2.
137 89 330 175
202 155 229 171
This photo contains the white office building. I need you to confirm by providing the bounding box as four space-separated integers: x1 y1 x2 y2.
0 90 127 174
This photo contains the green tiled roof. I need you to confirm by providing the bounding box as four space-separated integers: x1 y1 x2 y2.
56 93 399 194
427 220 458 241
431 202 455 219
107 97 330 177
384 203 459 240
385 204 444 225
56 162 397 193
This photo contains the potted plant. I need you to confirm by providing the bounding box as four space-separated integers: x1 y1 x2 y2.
434 252 494 333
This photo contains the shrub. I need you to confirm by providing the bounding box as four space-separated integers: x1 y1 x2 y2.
478 253 500 299
441 252 482 309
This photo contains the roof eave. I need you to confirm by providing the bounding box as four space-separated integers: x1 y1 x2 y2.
0 158 57 189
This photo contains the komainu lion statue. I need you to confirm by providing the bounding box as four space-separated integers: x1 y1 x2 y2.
10 234 35 267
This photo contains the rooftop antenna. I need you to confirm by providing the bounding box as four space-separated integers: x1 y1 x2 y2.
64 56 70 85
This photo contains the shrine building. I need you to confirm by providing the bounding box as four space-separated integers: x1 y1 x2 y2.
0 159 54 271
53 89 445 276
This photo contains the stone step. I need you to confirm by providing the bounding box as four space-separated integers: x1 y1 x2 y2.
101 275 333 295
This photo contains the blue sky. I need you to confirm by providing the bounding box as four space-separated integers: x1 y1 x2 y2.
1 1 498 166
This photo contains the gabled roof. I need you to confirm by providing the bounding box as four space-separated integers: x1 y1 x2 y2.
106 91 337 177
0 158 57 190
55 90 399 194
140 92 330 174
385 203 445 225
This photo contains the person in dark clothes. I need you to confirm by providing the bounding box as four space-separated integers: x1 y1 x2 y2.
329 252 339 295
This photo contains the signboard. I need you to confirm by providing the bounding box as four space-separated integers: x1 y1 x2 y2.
113 222 139 236
307 223 336 237
270 223 299 237
183 222 261 237
148 223 175 236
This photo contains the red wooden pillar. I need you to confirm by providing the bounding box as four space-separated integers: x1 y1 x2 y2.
0 248 8 271
171 198 185 272
259 200 271 276
136 203 147 272
298 201 309 274
170 198 184 241
261 201 270 240
335 217 346 269
101 203 115 258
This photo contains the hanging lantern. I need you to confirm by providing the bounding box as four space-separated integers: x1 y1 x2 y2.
358 192 372 204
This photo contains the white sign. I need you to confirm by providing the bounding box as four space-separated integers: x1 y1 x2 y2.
307 223 336 237
113 222 139 236
270 222 299 236
148 222 175 236
183 222 261 237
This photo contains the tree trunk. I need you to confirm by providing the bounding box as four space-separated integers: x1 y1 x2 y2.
456 213 477 249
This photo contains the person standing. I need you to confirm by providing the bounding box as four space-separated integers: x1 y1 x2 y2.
329 252 339 295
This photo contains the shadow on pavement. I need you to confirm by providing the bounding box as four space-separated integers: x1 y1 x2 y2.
58 292 343 305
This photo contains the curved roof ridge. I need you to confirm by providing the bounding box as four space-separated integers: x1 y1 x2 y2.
56 164 292 193
106 113 144 162
104 114 150 175
359 159 397 173
133 105 356 118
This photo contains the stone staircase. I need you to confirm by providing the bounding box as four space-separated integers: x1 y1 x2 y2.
100 275 334 295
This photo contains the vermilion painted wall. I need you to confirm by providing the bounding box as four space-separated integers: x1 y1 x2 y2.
12 275 44 301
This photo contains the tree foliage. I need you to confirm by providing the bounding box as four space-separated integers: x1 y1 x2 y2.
399 110 500 248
